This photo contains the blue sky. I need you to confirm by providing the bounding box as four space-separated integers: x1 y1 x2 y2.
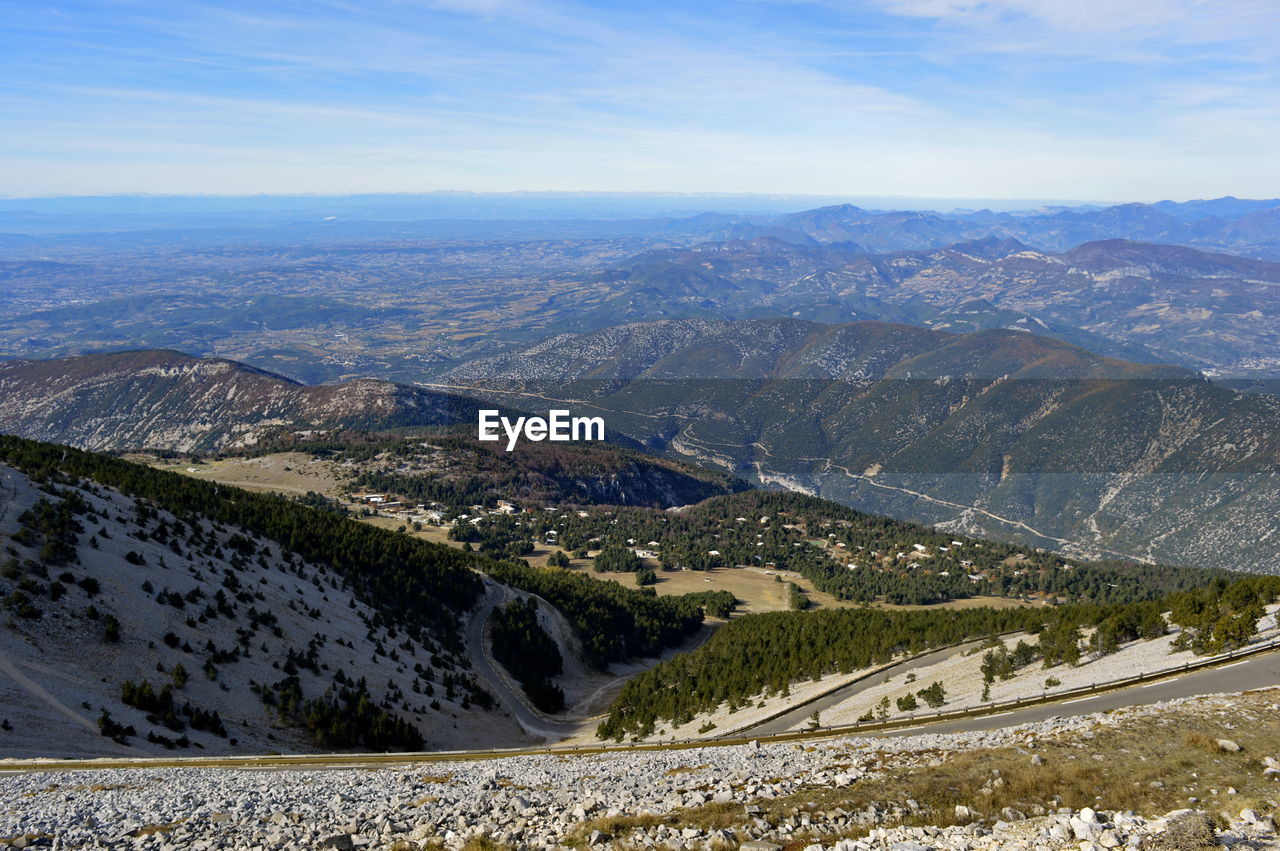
2 0 1278 200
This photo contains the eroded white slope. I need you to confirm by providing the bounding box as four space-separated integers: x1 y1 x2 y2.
0 464 528 759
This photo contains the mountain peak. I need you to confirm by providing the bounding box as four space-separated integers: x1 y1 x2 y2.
0 352 482 452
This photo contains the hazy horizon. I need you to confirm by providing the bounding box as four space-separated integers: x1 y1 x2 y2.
0 190 1117 217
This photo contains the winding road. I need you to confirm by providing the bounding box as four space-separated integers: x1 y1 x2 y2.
737 638 994 737
864 648 1280 739
465 581 585 742
2 642 1276 773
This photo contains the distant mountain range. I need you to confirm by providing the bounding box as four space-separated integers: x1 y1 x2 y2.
6 331 1278 570
439 318 1280 572
3 195 1279 264
0 349 483 452
715 198 1280 260
568 237 1280 380
5 197 1280 385
0 349 744 508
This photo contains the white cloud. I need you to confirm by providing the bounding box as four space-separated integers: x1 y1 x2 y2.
874 0 1280 47
429 0 527 14
878 0 1181 32
4 0 1280 197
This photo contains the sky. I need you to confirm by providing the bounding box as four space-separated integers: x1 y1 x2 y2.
2 0 1279 200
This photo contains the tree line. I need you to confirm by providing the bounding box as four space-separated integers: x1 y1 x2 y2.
484 561 733 669
449 489 1221 608
597 572 1280 740
0 435 484 651
490 598 566 712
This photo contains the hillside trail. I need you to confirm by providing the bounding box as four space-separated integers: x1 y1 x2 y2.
0 469 108 740
0 652 105 740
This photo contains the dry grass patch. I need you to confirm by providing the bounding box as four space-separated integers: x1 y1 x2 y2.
570 690 1280 849
665 764 710 776
132 819 187 837
420 772 455 784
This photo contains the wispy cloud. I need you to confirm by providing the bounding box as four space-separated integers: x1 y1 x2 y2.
1 0 1278 198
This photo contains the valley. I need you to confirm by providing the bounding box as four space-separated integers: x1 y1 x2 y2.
6 199 1280 387
7 330 1280 573
436 318 1280 571
0 436 768 755
130 439 1280 753
145 449 1037 616
9 0 1280 838
6 427 1271 763
5 195 1280 849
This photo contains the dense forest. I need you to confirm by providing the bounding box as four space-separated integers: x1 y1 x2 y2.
438 489 1222 607
255 674 428 751
484 561 734 669
598 573 1280 740
597 605 1046 740
489 598 565 713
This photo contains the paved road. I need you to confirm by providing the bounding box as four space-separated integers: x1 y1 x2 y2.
5 646 1277 774
738 639 992 737
796 647 1280 741
465 581 584 742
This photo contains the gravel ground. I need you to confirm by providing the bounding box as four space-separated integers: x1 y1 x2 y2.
4 691 1279 850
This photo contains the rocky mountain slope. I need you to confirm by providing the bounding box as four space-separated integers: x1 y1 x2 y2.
441 318 1280 571
3 691 1277 849
0 449 519 758
574 237 1280 379
0 349 487 452
0 435 741 758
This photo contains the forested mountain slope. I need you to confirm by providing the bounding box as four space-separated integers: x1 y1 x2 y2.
449 489 1220 608
0 438 504 757
441 319 1280 571
0 436 736 757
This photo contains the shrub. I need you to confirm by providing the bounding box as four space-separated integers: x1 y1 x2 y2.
917 681 947 708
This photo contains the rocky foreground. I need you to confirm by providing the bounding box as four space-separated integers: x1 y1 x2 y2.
3 691 1280 850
